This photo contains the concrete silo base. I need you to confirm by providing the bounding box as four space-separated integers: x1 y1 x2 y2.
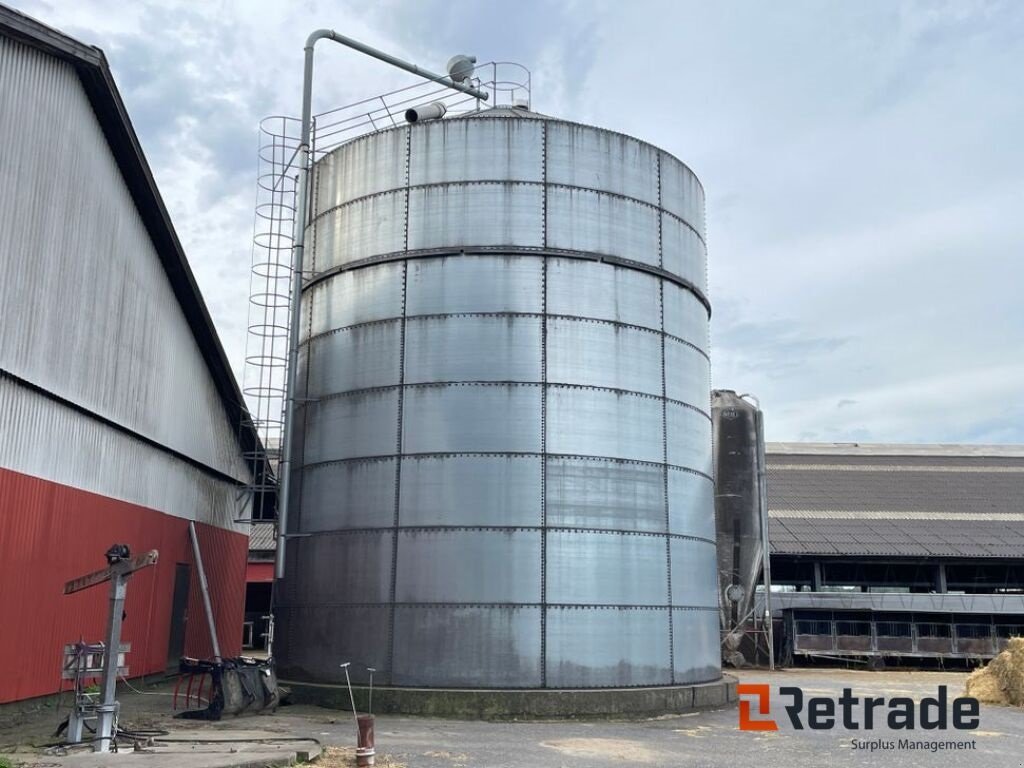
282 675 737 720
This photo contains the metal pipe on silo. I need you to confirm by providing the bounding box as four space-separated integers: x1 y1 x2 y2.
276 31 488 578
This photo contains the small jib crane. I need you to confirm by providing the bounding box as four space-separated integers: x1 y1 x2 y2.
62 544 158 753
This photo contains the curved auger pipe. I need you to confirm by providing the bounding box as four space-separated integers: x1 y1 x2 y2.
275 30 489 578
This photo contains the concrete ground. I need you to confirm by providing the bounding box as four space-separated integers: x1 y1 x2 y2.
1 668 1022 767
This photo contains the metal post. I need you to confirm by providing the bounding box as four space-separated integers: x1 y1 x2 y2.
262 612 275 657
340 663 360 729
275 30 488 579
67 699 84 744
188 521 222 661
96 574 127 753
367 667 376 715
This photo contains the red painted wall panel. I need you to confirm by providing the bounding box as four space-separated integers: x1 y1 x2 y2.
245 562 275 583
0 467 248 703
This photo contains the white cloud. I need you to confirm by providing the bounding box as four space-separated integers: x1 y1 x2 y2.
14 0 1024 443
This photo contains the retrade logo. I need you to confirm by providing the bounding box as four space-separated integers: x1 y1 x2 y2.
737 684 980 732
737 684 778 731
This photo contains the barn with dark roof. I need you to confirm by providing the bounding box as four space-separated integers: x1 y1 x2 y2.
764 443 1024 662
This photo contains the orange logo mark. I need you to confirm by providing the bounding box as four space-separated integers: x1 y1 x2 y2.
737 683 779 731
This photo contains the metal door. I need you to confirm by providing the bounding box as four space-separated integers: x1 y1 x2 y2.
166 563 190 670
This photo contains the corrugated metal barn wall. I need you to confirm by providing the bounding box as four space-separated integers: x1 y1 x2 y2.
0 370 250 704
0 34 248 484
0 31 251 702
0 464 247 703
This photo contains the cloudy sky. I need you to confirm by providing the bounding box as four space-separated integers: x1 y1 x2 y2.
15 0 1024 443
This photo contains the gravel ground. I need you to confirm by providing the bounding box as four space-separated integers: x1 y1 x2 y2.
2 667 1022 767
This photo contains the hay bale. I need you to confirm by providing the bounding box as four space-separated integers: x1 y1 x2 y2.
994 637 1024 706
965 637 1024 707
965 665 1007 704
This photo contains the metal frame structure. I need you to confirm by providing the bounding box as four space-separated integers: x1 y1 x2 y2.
759 592 1024 664
784 609 1024 663
62 548 158 752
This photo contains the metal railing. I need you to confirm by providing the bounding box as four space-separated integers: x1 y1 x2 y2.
310 61 530 157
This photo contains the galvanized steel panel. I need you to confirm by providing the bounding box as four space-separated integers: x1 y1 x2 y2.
672 610 720 684
275 605 390 685
667 469 716 541
546 259 661 331
313 129 407 212
662 283 709 351
391 606 542 687
304 323 402 395
670 539 719 608
395 530 541 603
664 338 710 408
546 123 659 205
546 458 665 532
407 183 543 250
404 316 541 384
546 187 659 268
301 389 399 463
298 459 396 531
0 39 247 481
401 384 541 454
661 214 707 290
281 531 393 605
308 191 406 271
546 532 668 606
547 319 661 396
305 264 405 339
406 255 543 315
666 403 713 474
409 118 543 184
545 608 671 687
399 455 541 527
546 387 663 463
659 153 705 235
286 427 306 527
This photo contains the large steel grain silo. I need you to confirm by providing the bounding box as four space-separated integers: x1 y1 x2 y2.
277 105 722 705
